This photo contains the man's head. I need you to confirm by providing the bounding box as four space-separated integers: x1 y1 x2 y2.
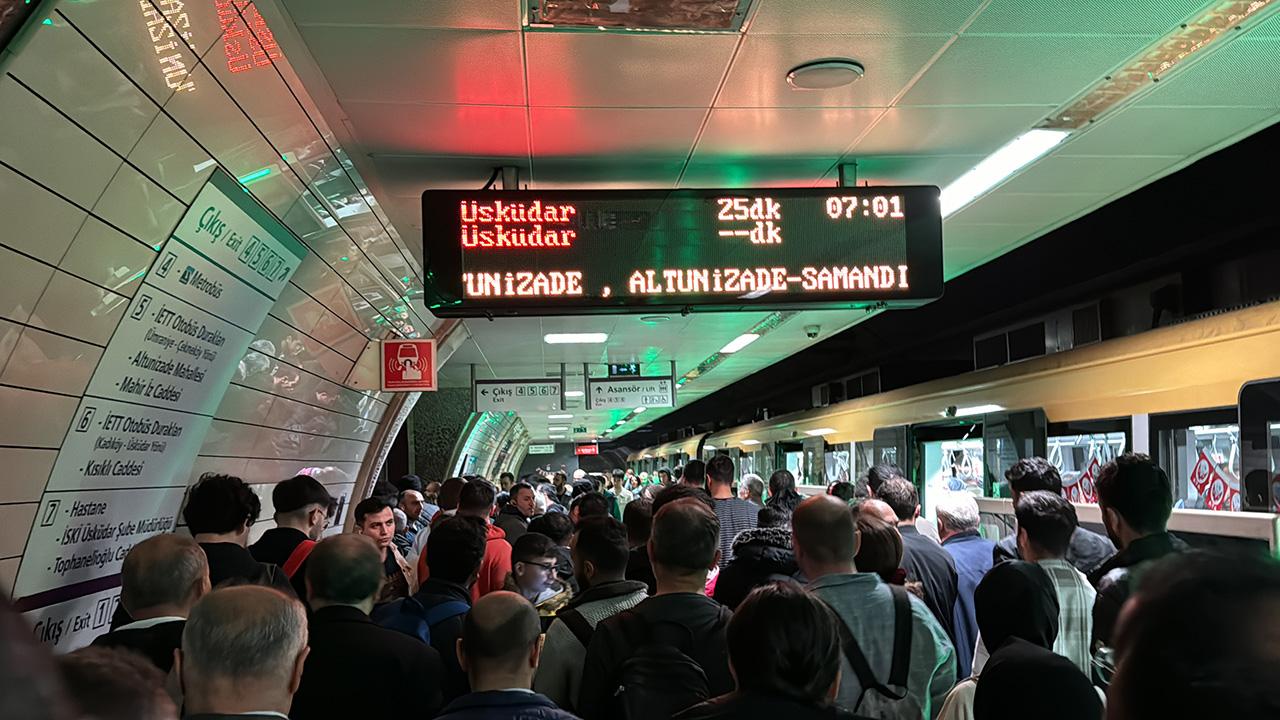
305 534 383 610
510 532 559 599
658 468 672 485
1004 457 1062 502
706 454 734 488
120 534 210 618
457 478 497 519
651 483 716 515
853 514 903 583
353 498 395 552
552 471 567 489
423 480 442 504
569 491 610 525
611 468 625 487
572 515 629 589
509 482 536 519
739 473 764 502
1109 551 1280 720
183 473 261 543
828 481 857 504
757 506 791 529
394 474 423 494
271 475 335 540
866 463 904 497
975 560 1059 652
857 498 899 525
178 586 308 714
622 497 653 549
727 583 842 704
681 459 707 488
438 477 467 511
398 490 425 523
792 495 859 578
935 490 981 541
528 511 574 546
1015 491 1077 561
498 471 515 491
650 498 721 583
1095 453 1173 548
876 477 920 523
458 591 543 688
57 647 177 720
426 516 488 587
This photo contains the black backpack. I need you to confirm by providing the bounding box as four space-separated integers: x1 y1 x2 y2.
828 584 914 715
611 607 731 720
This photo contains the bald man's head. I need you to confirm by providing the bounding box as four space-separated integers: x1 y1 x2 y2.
793 495 859 567
182 586 307 685
121 534 209 616
461 591 541 675
306 534 383 606
858 499 898 525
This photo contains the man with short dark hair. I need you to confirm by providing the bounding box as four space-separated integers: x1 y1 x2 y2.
579 499 732 720
706 454 758 568
1014 491 1095 675
249 475 334 599
177 586 309 719
435 592 578 720
794 495 956 718
291 535 444 719
497 471 516 492
993 457 1116 576
866 463 904 498
569 491 611 525
353 497 415 605
622 498 656 595
530 511 578 596
535 516 647 711
496 481 535 545
418 479 512 602
184 473 295 597
877 477 960 649
92 534 210 672
506 533 571 621
1090 453 1185 648
682 459 707 489
377 516 488 703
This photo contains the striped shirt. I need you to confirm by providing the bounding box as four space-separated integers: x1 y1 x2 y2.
713 497 759 567
1038 558 1097 675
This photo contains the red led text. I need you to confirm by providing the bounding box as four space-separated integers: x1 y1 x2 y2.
463 271 584 297
461 200 579 249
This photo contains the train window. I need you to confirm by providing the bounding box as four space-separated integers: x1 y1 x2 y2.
984 410 1048 498
1047 419 1131 504
1239 378 1280 510
1152 409 1241 511
913 423 984 523
852 441 874 481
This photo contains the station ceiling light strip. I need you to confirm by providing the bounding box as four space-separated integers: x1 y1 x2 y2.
677 311 798 389
940 130 1070 217
1041 0 1277 130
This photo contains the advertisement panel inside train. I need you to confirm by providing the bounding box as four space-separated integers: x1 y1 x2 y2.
422 187 943 316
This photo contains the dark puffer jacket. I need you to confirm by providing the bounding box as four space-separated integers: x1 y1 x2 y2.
712 526 799 609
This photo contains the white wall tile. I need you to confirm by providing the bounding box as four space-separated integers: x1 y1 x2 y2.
0 163 87 264
27 270 127 346
92 164 186 251
0 326 102 396
59 218 156 298
0 248 55 325
0 448 57 504
0 386 76 448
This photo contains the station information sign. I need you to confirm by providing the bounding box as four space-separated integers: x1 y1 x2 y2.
422 187 943 316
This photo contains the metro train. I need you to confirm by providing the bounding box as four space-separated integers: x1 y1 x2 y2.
628 300 1280 554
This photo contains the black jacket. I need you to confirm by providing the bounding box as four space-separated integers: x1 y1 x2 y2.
578 592 733 720
248 527 312 600
712 526 798 610
91 618 185 672
1089 532 1187 647
898 525 959 645
200 542 296 597
413 577 474 703
291 605 444 719
495 505 530 545
624 546 656 596
994 526 1116 578
437 690 580 720
677 692 867 720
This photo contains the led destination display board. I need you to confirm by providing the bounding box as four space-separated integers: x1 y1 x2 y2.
422 187 943 316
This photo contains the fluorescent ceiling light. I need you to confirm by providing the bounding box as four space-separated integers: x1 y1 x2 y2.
544 333 608 344
633 406 647 414
720 333 760 354
615 420 627 426
548 426 569 432
548 414 573 419
565 390 584 398
944 404 1006 418
741 439 761 446
940 129 1070 218
548 434 566 439
805 427 837 437
703 444 717 451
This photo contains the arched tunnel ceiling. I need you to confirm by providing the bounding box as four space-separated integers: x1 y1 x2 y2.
271 0 1280 442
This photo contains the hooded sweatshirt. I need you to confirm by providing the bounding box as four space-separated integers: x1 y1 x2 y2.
712 526 798 610
417 521 511 603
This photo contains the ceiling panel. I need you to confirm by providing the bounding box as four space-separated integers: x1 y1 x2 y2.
1135 36 1280 108
695 107 883 157
343 102 530 157
994 155 1180 196
525 32 738 108
370 155 528 195
530 158 687 189
530 107 705 158
749 0 983 36
285 0 522 30
852 105 1052 155
679 157 833 188
964 0 1210 36
717 34 948 108
838 154 983 188
298 27 526 105
948 191 1107 226
900 35 1153 106
1059 107 1279 157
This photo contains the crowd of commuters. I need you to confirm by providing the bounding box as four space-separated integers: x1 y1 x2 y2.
3 453 1277 720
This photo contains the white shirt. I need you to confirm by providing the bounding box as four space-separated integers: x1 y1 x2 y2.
114 615 185 632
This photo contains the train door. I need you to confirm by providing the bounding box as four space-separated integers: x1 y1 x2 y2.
911 421 985 523
1239 378 1280 511
776 441 806 483
826 442 853 485
873 425 911 472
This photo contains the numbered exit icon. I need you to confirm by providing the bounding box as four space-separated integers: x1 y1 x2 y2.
40 500 61 527
156 252 177 278
75 406 97 433
130 294 152 321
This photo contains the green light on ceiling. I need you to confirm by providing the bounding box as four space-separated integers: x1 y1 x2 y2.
42 18 52 24
401 276 411 283
237 167 273 186
339 256 349 262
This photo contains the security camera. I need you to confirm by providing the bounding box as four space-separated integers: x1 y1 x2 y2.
804 325 821 339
